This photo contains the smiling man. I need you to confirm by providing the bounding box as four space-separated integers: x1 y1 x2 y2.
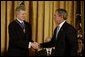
7 5 35 56
33 9 77 56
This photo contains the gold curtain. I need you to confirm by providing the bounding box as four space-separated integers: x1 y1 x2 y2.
1 1 83 55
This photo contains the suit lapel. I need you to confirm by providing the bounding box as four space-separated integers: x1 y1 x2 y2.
15 19 26 33
58 22 67 34
56 22 67 40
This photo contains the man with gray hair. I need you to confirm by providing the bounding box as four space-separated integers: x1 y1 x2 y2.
7 5 38 56
33 9 77 56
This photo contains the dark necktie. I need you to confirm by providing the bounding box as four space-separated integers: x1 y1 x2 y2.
15 20 25 29
21 22 25 29
20 22 25 32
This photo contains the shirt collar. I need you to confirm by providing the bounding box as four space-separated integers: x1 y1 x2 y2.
17 18 24 23
58 20 66 29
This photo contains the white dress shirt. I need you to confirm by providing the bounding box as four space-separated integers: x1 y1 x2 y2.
56 20 66 38
17 18 24 23
58 20 66 30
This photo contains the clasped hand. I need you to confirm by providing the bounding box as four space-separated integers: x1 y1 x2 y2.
31 42 40 50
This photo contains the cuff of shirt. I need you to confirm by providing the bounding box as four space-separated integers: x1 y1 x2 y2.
29 42 32 48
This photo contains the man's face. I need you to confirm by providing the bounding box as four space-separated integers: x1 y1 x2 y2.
54 12 64 24
17 10 26 21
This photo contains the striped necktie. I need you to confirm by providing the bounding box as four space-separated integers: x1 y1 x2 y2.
21 22 25 29
20 22 25 32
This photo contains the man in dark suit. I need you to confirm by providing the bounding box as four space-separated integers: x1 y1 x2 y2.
34 9 77 56
7 5 37 56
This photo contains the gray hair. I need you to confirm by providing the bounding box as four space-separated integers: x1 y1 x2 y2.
15 5 25 12
56 9 68 20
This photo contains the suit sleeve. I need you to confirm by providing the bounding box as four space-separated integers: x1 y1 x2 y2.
66 27 77 56
28 24 33 42
40 28 57 48
28 24 34 48
8 24 28 50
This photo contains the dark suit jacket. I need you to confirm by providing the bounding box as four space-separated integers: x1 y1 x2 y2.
41 22 77 56
8 19 32 56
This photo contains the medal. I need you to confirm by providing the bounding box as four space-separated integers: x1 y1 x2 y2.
23 29 25 33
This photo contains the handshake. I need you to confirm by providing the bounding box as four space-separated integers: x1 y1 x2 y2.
31 42 40 50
